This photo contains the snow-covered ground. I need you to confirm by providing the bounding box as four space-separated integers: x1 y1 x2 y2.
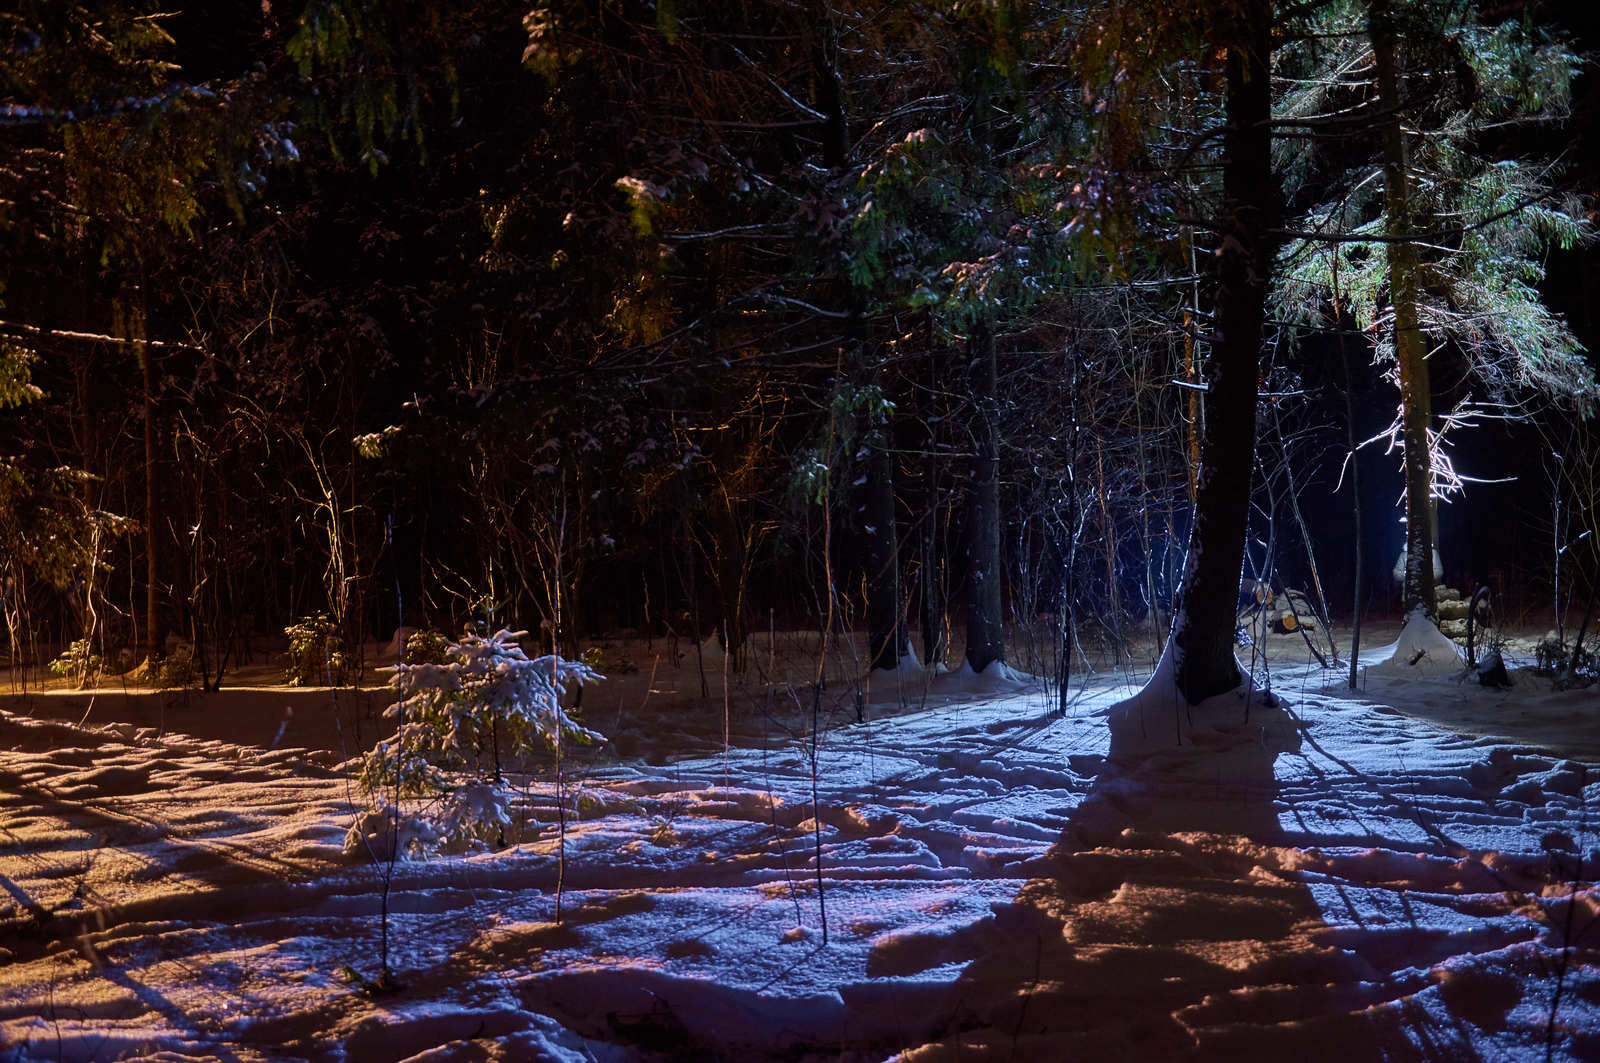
1 628 1597 1061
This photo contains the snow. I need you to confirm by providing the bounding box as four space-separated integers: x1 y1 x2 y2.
1369 609 1467 677
870 640 923 676
1 628 1597 1061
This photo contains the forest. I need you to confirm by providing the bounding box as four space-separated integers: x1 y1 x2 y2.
2 1 1599 1061
0 0 1593 693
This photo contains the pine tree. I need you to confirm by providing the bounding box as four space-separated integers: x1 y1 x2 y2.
1275 0 1596 617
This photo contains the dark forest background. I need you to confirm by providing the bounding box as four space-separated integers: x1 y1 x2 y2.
2 0 1597 691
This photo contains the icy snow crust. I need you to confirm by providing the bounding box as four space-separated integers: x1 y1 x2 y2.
2 640 1598 1061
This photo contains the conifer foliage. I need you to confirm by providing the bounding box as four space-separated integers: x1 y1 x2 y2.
352 630 602 854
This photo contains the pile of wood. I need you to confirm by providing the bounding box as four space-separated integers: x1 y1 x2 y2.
1435 585 1490 641
1268 590 1319 635
1236 584 1320 640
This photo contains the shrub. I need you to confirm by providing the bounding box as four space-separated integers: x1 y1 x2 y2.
284 614 350 686
126 645 197 689
1536 636 1597 681
580 643 638 675
49 638 101 685
403 629 449 665
158 645 196 688
349 628 603 855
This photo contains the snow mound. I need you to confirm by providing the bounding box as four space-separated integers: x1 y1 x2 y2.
1098 643 1301 761
870 641 925 676
864 652 1019 709
1370 611 1465 677
383 626 416 661
946 659 1034 690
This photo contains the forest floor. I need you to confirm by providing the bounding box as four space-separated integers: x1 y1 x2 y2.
1 621 1597 1061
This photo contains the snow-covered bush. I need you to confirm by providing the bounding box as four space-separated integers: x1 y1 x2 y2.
283 614 350 686
349 629 602 855
345 799 442 861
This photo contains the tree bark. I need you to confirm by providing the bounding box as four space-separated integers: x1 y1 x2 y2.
921 346 947 669
863 423 905 671
841 302 902 674
1371 0 1436 619
119 286 162 662
966 315 1005 673
848 318 904 673
142 336 159 661
1169 3 1278 704
1343 347 1366 690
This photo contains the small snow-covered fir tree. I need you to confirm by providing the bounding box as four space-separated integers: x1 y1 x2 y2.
350 628 602 855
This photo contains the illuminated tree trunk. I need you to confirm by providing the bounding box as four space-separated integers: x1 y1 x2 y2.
1370 0 1436 619
966 315 1004 674
1170 2 1278 703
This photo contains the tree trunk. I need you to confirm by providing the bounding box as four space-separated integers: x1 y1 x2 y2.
815 18 904 674
846 290 906 685
1371 0 1436 619
1344 348 1366 690
844 248 901 675
921 429 946 668
966 315 1005 674
142 342 159 660
863 425 905 671
119 287 162 662
1169 3 1277 704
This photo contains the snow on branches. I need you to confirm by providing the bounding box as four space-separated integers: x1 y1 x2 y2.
348 629 602 856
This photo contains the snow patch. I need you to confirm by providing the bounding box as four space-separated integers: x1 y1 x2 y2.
4 626 1599 1062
